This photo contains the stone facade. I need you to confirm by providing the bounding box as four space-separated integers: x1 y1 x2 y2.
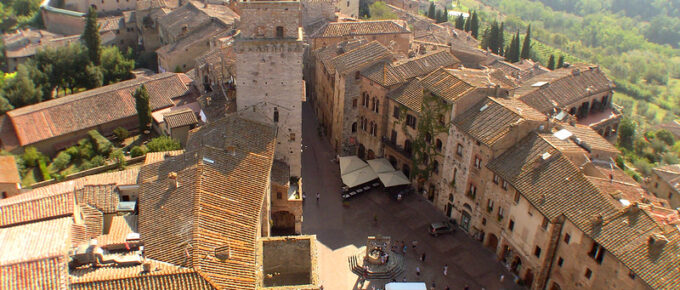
235 0 304 178
356 77 390 159
335 0 358 18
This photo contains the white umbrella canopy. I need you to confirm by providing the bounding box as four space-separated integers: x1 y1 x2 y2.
378 170 411 187
341 166 379 188
366 158 396 174
338 156 369 175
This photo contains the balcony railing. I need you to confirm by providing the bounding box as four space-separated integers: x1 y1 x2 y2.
382 136 412 159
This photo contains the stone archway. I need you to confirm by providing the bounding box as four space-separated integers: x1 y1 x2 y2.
358 144 366 159
486 233 499 252
271 211 296 236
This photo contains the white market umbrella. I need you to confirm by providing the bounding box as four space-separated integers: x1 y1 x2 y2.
339 156 368 175
367 158 396 174
378 170 411 187
341 166 379 188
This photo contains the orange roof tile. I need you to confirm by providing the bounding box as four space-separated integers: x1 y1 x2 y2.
0 155 20 184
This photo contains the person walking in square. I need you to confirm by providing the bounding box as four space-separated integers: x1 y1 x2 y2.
443 264 448 276
416 266 421 277
316 192 320 203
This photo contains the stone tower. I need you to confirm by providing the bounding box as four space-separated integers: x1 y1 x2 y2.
235 0 304 177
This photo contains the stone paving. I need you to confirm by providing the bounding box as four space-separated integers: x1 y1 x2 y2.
301 101 523 290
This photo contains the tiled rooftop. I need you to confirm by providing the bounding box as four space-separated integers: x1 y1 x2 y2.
311 20 409 38
163 108 198 128
7 73 188 146
331 41 393 74
0 155 20 184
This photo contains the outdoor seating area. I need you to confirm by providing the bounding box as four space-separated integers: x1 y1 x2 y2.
339 156 411 200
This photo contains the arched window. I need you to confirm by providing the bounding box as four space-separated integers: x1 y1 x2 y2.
375 99 379 113
436 139 443 151
352 122 357 133
273 108 279 122
373 123 378 136
425 132 432 143
433 160 439 174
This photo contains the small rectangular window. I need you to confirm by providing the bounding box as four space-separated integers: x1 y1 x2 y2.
541 217 549 230
352 98 358 108
355 71 361 80
289 133 296 141
534 246 542 258
393 106 400 119
564 233 571 244
493 174 499 184
585 268 592 279
276 26 284 38
502 180 508 190
508 219 515 231
514 192 520 203
456 144 463 156
557 257 564 267
277 192 282 199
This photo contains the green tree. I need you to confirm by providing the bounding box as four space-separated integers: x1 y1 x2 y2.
130 145 148 157
470 11 479 38
520 24 531 59
52 151 72 171
443 7 448 23
547 54 555 70
455 14 465 29
134 85 151 132
82 7 101 65
427 2 435 19
146 136 181 152
113 127 129 141
101 46 134 85
359 0 371 18
498 22 505 55
12 0 42 17
22 146 42 167
435 10 443 23
656 129 675 146
505 31 521 63
84 63 103 89
618 118 637 150
2 64 43 107
367 2 397 20
557 55 564 68
464 10 471 32
0 96 13 114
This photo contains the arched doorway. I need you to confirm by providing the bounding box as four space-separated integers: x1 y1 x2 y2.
271 211 296 236
524 268 534 287
367 149 375 160
510 256 522 274
486 233 499 251
460 210 471 231
358 144 366 159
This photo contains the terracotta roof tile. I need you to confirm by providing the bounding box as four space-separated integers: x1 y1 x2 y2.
419 68 474 102
69 259 213 290
487 133 619 232
185 115 277 154
0 187 75 228
311 20 409 38
75 184 120 214
97 215 137 247
144 150 186 165
362 50 459 87
80 204 103 239
554 123 620 154
331 41 393 74
158 1 237 41
271 160 290 185
0 217 72 290
0 155 20 184
387 79 424 113
163 108 198 128
7 73 187 146
454 97 546 147
515 64 613 114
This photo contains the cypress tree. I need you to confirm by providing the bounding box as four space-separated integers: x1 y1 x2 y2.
455 14 465 29
547 54 555 70
481 27 491 50
504 34 515 62
435 9 442 23
521 24 532 59
513 30 521 62
470 11 479 39
489 21 499 54
464 10 471 32
134 85 151 132
82 6 101 65
428 2 435 19
443 7 448 23
499 22 505 56
557 55 565 68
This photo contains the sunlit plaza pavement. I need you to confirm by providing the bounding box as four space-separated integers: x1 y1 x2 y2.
301 102 523 290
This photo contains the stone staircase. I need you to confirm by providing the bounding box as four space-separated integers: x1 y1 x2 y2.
347 249 405 280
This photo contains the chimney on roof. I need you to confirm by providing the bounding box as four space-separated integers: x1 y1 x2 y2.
142 261 152 273
168 172 179 189
591 214 604 228
649 233 669 248
226 145 236 156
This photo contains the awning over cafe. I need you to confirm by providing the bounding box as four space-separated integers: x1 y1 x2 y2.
378 170 411 187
